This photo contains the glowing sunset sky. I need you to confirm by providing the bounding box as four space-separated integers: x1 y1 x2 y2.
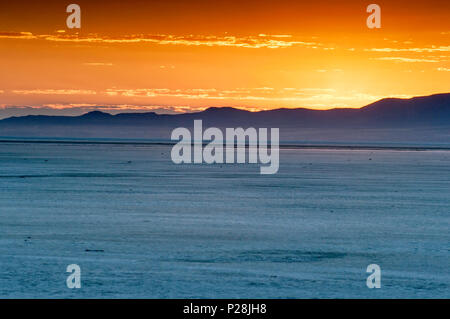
0 0 449 117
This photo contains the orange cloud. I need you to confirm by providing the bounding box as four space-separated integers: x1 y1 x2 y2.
366 46 450 53
12 89 97 95
0 31 36 39
83 62 114 66
373 57 440 63
0 31 321 49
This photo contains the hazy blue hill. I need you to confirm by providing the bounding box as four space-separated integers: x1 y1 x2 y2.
360 93 450 126
79 110 114 119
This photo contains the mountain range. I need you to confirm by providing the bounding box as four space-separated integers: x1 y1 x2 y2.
1 93 449 143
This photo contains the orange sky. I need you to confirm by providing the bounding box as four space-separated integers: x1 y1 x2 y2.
0 0 449 117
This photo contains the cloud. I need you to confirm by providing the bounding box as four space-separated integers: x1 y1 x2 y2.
287 88 336 93
83 62 113 66
159 65 175 69
105 88 227 99
437 67 450 71
2 86 417 111
6 86 376 106
0 31 36 39
315 69 342 72
366 46 450 53
0 31 321 49
372 57 439 63
12 89 97 95
9 87 372 105
102 87 387 106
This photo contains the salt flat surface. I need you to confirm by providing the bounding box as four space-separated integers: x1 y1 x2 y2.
0 142 449 298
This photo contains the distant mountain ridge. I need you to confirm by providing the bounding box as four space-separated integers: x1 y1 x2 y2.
2 93 449 128
0 93 449 142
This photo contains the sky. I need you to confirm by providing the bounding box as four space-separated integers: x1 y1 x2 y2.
0 0 449 117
